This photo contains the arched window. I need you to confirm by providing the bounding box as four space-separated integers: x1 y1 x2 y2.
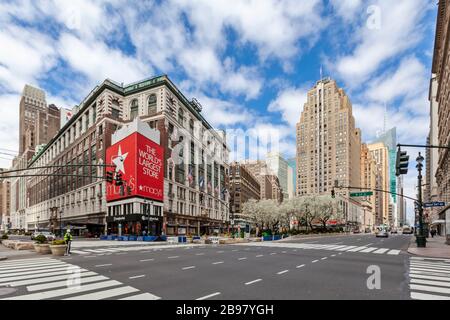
130 99 138 120
178 108 184 126
148 94 157 115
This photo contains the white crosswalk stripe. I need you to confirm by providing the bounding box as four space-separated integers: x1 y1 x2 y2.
234 242 402 255
0 257 160 300
409 258 450 300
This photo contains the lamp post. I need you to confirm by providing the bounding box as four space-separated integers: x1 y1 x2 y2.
36 215 40 232
59 209 63 238
416 152 426 247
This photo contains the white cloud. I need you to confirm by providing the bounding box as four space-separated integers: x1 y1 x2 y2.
58 33 150 87
0 94 20 168
268 87 307 127
365 56 428 105
330 0 363 22
0 25 57 92
333 0 430 84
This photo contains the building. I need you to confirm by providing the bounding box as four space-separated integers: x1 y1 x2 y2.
19 85 60 154
367 142 390 226
287 158 296 197
371 127 398 226
431 0 450 243
360 143 377 230
426 74 443 233
24 75 229 236
296 78 362 197
265 152 293 199
0 169 11 232
229 162 260 228
241 160 283 202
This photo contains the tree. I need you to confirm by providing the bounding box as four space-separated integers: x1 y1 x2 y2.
316 195 342 230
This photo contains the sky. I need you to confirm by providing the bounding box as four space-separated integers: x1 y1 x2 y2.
0 0 438 224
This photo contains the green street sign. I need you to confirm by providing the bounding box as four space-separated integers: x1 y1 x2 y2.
350 191 373 197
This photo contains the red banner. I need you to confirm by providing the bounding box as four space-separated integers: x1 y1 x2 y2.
106 132 164 202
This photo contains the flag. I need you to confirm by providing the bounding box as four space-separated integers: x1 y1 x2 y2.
214 185 219 196
187 167 194 186
207 181 212 193
199 176 205 190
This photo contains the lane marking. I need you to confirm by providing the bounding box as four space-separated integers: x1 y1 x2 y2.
296 264 305 268
411 278 450 287
95 264 112 267
331 254 336 257
27 275 108 292
321 257 327 260
2 280 122 300
373 248 389 254
120 293 161 300
256 255 264 258
195 253 205 256
168 256 179 259
139 259 154 262
411 292 450 300
387 249 401 255
182 266 196 270
277 270 289 275
1 271 96 287
359 247 377 253
409 273 450 282
410 284 450 295
238 257 247 261
245 279 262 285
196 292 221 300
270 253 277 255
346 246 368 252
64 286 139 300
217 251 224 253
212 261 224 265
0 268 89 284
312 260 318 263
129 275 146 279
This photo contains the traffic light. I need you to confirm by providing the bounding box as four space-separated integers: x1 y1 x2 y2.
115 172 123 186
395 148 409 176
106 171 114 184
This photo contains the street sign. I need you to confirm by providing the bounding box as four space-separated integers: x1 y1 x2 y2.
350 191 373 197
423 201 446 208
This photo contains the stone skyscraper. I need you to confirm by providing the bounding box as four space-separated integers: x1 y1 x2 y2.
296 78 361 197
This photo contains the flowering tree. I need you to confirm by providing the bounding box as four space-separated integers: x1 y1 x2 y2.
315 195 342 230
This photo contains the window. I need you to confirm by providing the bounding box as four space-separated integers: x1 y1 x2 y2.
130 99 139 120
148 94 157 115
111 99 120 120
178 108 184 126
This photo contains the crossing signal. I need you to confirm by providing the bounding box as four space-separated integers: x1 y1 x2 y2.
106 171 114 184
396 148 409 176
115 172 123 186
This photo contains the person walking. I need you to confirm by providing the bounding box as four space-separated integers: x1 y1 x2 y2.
64 229 73 256
431 229 436 238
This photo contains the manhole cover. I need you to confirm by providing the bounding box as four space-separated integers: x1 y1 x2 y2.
0 287 18 296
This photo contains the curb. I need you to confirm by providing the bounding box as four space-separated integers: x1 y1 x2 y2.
0 256 7 261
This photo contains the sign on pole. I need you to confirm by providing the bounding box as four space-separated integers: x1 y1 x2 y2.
423 202 446 208
350 191 373 197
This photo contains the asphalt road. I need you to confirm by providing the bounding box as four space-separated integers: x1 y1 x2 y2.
0 233 428 300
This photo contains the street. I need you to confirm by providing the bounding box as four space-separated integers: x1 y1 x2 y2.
1 234 448 300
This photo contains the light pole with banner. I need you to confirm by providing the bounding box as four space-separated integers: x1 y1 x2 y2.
59 209 63 238
36 215 40 232
416 152 426 247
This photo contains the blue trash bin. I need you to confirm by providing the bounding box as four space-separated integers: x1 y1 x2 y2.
178 236 187 243
128 235 137 241
137 236 144 241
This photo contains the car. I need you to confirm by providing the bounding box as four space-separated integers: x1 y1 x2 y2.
402 226 414 234
391 228 398 234
353 228 361 234
31 231 56 241
376 229 389 238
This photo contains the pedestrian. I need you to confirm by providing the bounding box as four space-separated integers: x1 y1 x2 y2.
64 229 73 256
431 229 436 238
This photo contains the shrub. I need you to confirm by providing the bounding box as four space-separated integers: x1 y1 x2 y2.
1 234 8 240
35 234 47 244
52 239 66 245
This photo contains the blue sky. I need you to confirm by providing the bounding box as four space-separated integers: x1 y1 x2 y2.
0 0 438 223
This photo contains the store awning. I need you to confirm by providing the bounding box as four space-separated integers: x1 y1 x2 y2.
431 219 446 225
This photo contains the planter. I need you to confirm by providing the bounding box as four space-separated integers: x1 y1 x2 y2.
50 245 67 256
34 243 41 253
35 243 51 254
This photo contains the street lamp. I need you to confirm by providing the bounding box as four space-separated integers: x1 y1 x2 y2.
59 209 63 238
415 152 426 247
36 215 40 232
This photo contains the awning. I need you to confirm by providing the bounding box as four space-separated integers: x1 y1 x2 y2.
431 219 446 225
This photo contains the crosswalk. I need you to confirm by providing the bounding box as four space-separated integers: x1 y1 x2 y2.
70 244 196 256
409 257 450 300
0 257 161 300
236 242 402 256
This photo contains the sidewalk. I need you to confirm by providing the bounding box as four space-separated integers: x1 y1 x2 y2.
408 235 450 259
0 243 39 261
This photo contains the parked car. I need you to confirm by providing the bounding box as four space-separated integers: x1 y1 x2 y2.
352 228 361 234
402 226 414 234
391 228 398 234
31 231 56 241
